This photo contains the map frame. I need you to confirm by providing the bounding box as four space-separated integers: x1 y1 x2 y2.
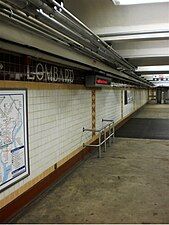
0 89 30 192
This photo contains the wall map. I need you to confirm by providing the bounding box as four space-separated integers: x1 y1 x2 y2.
0 89 29 192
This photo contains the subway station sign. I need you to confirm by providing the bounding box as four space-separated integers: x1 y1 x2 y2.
0 51 116 87
26 63 74 83
0 51 85 84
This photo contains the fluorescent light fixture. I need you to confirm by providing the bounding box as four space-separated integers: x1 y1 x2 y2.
113 0 169 5
136 65 169 72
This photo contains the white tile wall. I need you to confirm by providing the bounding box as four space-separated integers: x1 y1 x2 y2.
1 89 92 200
1 87 148 202
123 89 148 118
135 89 148 109
96 89 121 129
123 89 134 118
135 89 142 109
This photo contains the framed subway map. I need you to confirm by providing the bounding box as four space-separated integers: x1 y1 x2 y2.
0 89 29 192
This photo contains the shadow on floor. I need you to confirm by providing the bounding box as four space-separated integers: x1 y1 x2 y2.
116 118 169 140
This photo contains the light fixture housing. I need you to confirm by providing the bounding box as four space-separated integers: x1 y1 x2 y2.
112 0 169 5
136 65 169 72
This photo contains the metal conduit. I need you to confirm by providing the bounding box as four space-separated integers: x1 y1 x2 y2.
31 0 135 70
0 9 70 47
0 5 120 69
0 3 83 47
32 0 119 59
0 10 113 64
3 0 100 52
124 70 149 84
49 0 135 70
1 0 152 87
1 2 108 61
0 2 120 69
3 0 134 70
0 11 108 65
28 2 152 86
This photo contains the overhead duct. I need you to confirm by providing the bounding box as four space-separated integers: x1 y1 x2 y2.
2 0 134 69
0 0 153 87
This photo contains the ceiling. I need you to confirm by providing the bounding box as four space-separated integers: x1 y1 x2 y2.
65 0 169 83
0 0 152 87
0 0 168 86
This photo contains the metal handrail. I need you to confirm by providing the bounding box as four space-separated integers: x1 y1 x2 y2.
102 119 115 148
83 118 115 158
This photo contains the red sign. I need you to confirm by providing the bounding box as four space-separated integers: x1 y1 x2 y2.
96 79 109 85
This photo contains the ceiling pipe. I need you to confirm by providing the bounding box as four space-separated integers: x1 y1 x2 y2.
46 1 153 87
29 1 116 54
1 0 121 69
0 9 69 47
49 0 135 70
26 0 126 68
0 10 107 65
4 0 133 71
3 0 100 52
0 2 84 47
39 0 135 70
0 4 118 67
1 0 152 86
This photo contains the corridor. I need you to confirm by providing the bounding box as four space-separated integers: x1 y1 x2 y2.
11 104 169 224
1 0 169 223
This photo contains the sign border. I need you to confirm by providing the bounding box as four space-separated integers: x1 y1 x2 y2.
0 88 30 192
